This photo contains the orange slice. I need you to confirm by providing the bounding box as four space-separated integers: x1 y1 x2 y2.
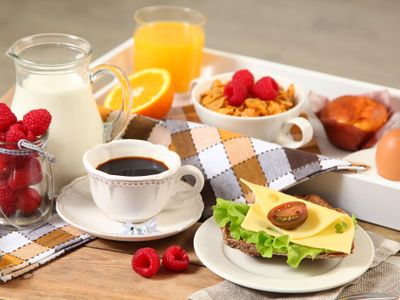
97 105 112 122
104 68 174 119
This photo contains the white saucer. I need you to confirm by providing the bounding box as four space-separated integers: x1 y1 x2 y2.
56 176 204 241
194 218 374 293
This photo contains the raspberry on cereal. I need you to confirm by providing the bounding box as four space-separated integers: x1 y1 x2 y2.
252 76 280 101
232 69 254 89
224 80 249 107
131 247 160 278
162 245 190 272
0 104 17 133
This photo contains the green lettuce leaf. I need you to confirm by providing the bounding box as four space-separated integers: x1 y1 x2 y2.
287 244 323 268
352 214 358 227
213 198 325 268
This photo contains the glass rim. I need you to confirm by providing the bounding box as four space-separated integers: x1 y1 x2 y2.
133 5 207 27
6 33 92 71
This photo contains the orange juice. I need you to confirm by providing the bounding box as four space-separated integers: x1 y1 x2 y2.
134 21 205 93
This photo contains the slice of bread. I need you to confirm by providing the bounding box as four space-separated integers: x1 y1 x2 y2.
221 194 355 259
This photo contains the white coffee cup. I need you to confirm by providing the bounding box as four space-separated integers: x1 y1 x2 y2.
192 72 313 148
82 140 204 223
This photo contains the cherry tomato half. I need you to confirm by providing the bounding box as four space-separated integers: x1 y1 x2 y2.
267 201 308 230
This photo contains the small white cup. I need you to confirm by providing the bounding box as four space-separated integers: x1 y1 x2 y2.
192 72 313 148
82 140 204 223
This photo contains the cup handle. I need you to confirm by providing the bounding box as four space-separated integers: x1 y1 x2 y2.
171 165 204 204
275 117 314 149
90 64 132 142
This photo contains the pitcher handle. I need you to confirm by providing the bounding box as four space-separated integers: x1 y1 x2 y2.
91 64 132 142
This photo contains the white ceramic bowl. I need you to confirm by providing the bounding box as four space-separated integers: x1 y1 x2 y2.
191 72 313 148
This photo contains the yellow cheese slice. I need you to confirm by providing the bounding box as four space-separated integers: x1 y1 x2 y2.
240 180 354 254
241 203 282 237
242 179 348 238
290 215 354 253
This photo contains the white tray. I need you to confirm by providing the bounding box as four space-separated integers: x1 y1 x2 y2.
93 39 400 230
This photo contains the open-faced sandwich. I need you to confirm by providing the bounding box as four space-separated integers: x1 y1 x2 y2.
213 179 356 268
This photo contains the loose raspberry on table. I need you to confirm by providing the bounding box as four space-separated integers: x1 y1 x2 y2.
0 104 17 133
0 182 16 217
131 247 160 278
252 76 280 101
224 80 249 107
8 157 43 190
17 187 42 215
232 69 254 89
0 132 5 142
23 109 51 137
162 245 190 272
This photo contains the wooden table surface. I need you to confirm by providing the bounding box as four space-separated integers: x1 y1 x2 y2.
0 219 399 300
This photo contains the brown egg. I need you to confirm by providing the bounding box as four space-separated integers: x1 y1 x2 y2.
376 128 400 181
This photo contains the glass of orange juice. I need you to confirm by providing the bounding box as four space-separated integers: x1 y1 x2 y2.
133 6 206 93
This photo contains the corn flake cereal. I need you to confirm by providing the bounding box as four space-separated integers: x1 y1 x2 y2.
200 80 296 117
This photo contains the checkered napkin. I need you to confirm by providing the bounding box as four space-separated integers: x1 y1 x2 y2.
0 215 92 283
123 106 364 220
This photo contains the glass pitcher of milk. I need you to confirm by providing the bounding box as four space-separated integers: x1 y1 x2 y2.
7 33 132 193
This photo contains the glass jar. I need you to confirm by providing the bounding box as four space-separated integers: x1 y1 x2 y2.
0 134 54 230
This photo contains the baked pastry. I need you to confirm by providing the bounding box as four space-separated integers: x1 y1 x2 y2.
319 95 388 151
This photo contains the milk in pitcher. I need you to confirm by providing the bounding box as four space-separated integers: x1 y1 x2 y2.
12 73 104 192
7 33 132 194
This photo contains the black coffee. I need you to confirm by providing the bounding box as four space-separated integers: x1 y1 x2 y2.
96 156 168 177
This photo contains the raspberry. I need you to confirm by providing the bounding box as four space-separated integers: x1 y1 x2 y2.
131 247 160 278
224 80 249 107
5 124 28 143
17 187 42 215
26 131 36 142
23 109 52 136
0 132 5 142
8 157 43 190
14 156 29 168
232 69 254 89
5 123 36 144
0 154 14 180
0 182 16 217
252 76 280 101
162 245 190 272
0 103 17 133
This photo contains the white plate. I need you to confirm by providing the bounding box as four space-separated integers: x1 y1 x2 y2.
56 176 204 241
194 218 374 293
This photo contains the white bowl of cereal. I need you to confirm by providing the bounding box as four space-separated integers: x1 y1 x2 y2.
191 71 313 148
